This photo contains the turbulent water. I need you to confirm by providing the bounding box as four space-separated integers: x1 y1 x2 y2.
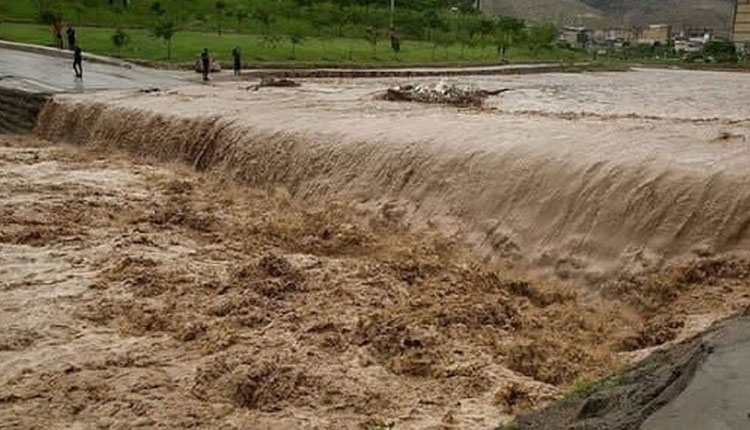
35 68 750 279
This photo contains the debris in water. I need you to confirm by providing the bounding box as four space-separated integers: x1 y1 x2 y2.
247 77 301 91
380 81 510 107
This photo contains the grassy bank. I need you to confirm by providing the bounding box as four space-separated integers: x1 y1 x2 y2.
0 22 591 67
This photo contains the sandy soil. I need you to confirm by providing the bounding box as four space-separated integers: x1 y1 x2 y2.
3 133 750 430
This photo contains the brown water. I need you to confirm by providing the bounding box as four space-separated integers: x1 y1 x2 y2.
36 68 750 279
8 68 750 429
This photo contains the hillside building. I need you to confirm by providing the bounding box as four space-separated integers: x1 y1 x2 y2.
558 26 592 48
679 27 714 43
673 39 703 53
672 27 713 53
732 0 750 51
593 27 636 45
638 24 672 45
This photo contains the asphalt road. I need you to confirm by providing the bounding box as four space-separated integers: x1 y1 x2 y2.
0 47 188 93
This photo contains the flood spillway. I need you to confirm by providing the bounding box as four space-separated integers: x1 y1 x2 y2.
34 69 750 279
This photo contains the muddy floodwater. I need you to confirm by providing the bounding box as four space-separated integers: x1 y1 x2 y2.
40 68 750 278
4 68 750 429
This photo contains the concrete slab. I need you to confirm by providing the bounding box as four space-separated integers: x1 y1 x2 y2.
641 317 750 430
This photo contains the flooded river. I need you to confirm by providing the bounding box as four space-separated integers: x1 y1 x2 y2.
37 68 750 279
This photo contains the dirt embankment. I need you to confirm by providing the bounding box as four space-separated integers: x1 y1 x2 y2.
3 134 750 430
518 312 750 430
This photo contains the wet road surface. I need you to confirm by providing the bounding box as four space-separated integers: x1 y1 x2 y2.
0 47 188 93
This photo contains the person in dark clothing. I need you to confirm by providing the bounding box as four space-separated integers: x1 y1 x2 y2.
73 47 83 79
66 26 76 50
232 47 241 76
200 48 210 82
390 33 400 53
53 21 64 49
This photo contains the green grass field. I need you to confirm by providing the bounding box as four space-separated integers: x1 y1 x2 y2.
0 22 591 67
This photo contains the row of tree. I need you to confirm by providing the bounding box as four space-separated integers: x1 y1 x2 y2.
33 0 559 60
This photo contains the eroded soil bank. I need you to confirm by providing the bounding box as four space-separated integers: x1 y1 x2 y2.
3 134 750 430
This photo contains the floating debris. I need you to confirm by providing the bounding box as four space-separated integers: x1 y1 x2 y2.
247 76 301 91
380 81 511 107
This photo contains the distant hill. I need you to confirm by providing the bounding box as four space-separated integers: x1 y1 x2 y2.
481 0 735 34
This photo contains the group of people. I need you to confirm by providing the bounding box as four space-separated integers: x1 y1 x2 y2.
53 23 83 79
199 47 242 82
58 25 248 83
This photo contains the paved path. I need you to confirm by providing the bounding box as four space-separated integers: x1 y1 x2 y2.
0 47 189 93
642 316 750 430
0 42 594 91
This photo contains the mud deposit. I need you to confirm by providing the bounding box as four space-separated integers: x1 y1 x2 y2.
2 131 750 430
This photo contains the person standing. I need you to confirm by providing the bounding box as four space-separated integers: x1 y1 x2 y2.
53 21 64 49
390 32 400 53
73 46 83 79
66 25 76 50
232 47 241 76
201 48 210 82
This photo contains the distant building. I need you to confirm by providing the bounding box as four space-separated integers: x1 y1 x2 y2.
732 0 750 51
676 27 713 43
594 27 636 45
607 27 637 43
558 26 591 48
638 24 672 45
672 27 713 53
673 39 703 53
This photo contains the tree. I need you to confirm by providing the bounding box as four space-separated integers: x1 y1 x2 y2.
153 18 176 59
365 26 380 58
423 9 446 59
39 8 61 25
65 0 85 25
111 27 129 56
493 26 513 59
364 25 379 57
252 4 275 38
150 1 166 17
110 3 125 27
475 17 495 56
35 0 62 20
234 7 249 30
277 0 298 19
527 23 556 56
457 17 483 58
311 2 335 37
214 1 226 36
330 5 346 37
432 27 453 59
703 40 737 63
289 26 305 59
423 9 442 41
